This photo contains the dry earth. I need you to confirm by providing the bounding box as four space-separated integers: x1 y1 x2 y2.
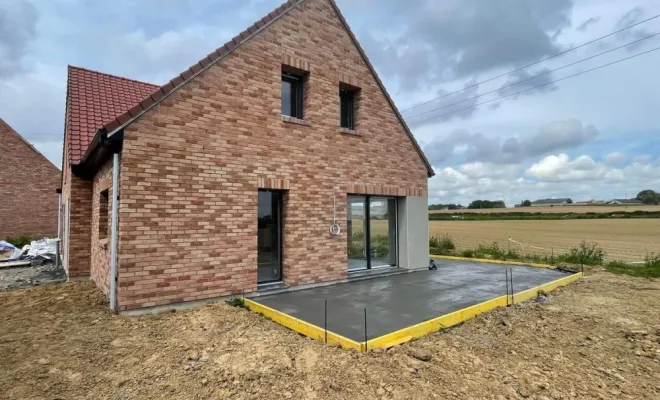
1 270 659 400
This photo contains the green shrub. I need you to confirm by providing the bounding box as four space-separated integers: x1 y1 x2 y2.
557 241 604 265
461 249 474 258
226 297 248 309
429 234 455 251
645 252 660 268
3 235 33 248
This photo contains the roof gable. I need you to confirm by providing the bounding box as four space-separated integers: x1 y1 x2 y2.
0 118 59 173
87 0 434 177
65 66 159 164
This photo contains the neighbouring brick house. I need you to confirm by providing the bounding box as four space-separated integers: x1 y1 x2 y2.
61 0 433 312
0 118 60 239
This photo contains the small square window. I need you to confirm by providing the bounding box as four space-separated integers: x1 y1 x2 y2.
99 189 109 239
282 72 304 119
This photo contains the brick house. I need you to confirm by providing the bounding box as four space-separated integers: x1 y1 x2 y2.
61 0 433 312
0 118 60 239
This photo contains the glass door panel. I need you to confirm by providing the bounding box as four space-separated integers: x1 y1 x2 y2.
258 190 282 283
347 196 367 271
369 197 397 267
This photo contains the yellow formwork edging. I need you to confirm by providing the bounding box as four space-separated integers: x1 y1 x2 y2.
243 299 364 352
513 270 582 304
431 254 556 270
366 272 583 350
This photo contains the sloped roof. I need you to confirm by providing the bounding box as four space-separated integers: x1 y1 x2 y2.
532 198 572 204
65 66 159 164
79 0 435 177
0 118 59 171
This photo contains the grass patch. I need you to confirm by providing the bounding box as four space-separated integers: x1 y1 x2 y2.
429 210 660 221
604 254 660 278
2 235 34 248
226 297 248 309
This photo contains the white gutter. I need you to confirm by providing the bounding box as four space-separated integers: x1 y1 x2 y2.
109 153 120 311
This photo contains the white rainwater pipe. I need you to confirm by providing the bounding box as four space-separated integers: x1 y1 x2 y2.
109 153 120 311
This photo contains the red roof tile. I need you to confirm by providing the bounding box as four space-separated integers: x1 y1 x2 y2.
65 66 159 164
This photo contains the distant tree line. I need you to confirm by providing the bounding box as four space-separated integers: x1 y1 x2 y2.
429 190 657 211
428 203 463 210
467 200 506 209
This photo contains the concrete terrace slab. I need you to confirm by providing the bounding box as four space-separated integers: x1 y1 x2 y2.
252 259 569 342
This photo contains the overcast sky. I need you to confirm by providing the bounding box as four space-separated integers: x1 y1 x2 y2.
1 0 659 206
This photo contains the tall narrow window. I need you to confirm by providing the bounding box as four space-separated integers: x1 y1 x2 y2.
340 88 355 129
282 72 304 119
99 189 109 239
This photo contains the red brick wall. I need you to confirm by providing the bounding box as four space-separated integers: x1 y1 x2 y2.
90 159 114 294
60 124 93 279
113 0 428 310
61 173 92 278
0 119 60 239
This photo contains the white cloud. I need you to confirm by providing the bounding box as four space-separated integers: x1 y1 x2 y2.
429 153 660 206
603 151 625 166
458 162 520 179
423 119 599 166
525 154 611 182
632 154 652 165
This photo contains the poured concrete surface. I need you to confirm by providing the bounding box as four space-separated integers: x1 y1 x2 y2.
254 259 569 342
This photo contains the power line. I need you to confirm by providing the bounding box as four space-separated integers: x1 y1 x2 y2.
400 13 660 113
408 46 660 125
406 32 660 120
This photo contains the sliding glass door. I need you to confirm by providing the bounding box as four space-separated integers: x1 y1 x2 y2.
369 197 397 268
347 196 367 271
347 195 397 271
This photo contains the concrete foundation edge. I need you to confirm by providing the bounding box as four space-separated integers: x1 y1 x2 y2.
367 272 583 349
244 299 364 352
245 272 583 352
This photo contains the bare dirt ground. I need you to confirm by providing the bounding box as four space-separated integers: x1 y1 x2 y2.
1 270 659 400
0 263 66 290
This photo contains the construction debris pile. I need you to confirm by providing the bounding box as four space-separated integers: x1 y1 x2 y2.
0 238 59 267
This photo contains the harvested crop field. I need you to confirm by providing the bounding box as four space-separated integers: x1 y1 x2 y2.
1 271 660 399
430 205 660 214
429 219 660 262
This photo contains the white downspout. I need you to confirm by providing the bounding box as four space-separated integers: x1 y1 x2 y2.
57 191 62 238
56 190 62 269
109 153 120 311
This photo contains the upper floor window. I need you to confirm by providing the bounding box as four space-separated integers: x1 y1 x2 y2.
340 88 356 130
282 71 304 119
340 84 360 130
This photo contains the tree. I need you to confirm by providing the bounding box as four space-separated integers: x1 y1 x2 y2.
522 200 532 207
636 189 659 205
468 200 506 209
